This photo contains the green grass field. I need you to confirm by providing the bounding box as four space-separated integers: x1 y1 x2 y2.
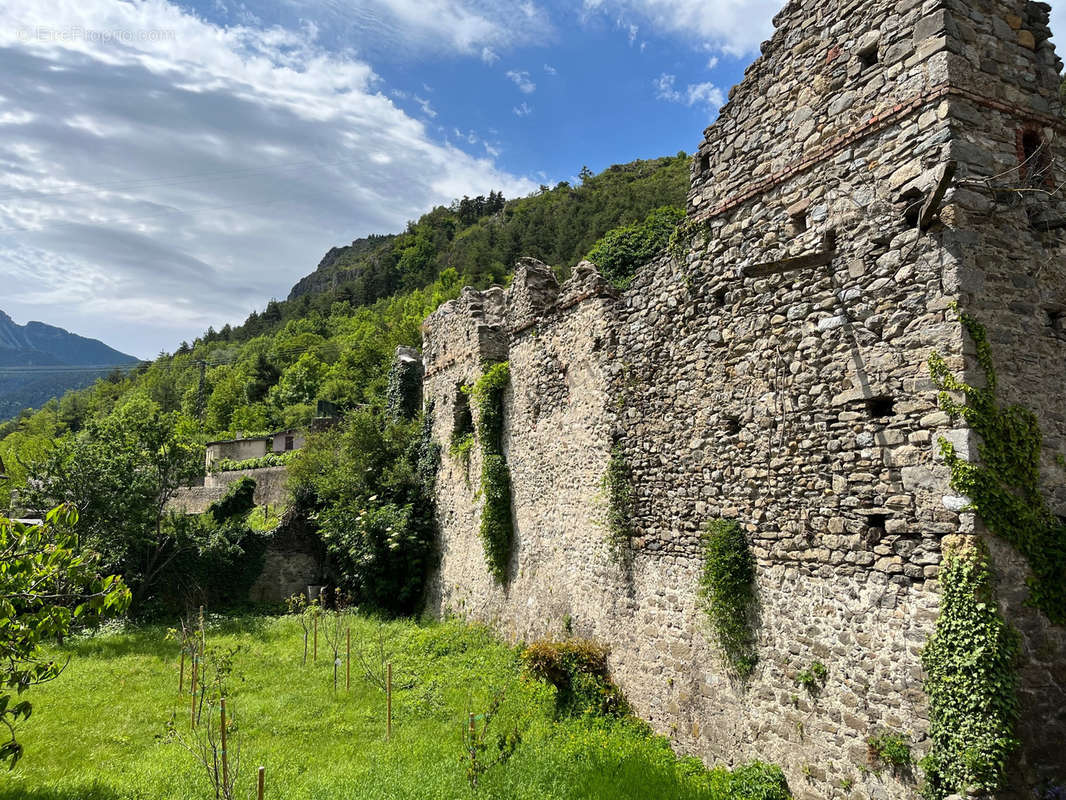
0 614 789 800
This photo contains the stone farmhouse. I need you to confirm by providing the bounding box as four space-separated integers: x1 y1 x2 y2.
416 0 1066 796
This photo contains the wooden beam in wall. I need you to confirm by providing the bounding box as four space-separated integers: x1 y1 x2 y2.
918 160 957 231
742 249 835 278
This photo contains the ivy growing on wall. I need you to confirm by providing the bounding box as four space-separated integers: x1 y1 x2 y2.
602 442 635 562
929 309 1066 623
698 518 759 677
472 362 514 583
920 536 1020 800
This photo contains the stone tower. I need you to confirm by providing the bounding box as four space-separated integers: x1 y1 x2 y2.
421 0 1066 796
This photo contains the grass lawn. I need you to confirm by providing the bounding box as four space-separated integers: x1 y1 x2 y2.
0 613 789 800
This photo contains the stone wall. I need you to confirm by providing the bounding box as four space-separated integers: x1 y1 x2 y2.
170 466 291 515
422 0 1066 796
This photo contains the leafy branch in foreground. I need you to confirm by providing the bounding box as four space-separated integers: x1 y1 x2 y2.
0 504 131 768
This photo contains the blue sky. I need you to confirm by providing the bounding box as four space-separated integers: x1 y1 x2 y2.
0 0 1061 357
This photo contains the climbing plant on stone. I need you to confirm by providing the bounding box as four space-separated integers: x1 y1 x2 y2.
920 536 1019 800
698 518 759 678
472 362 514 583
602 442 635 563
929 309 1066 623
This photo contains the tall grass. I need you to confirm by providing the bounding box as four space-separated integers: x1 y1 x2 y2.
0 614 788 800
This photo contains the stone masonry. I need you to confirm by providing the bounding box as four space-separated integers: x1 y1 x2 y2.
421 0 1066 796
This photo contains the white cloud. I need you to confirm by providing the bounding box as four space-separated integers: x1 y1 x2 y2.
583 0 777 56
481 46 499 63
513 102 533 117
653 72 724 110
0 0 537 357
279 0 554 57
543 63 557 75
505 70 536 93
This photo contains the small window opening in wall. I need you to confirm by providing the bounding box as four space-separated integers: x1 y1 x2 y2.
1020 129 1052 187
723 415 742 436
1045 307 1066 336
453 386 473 439
863 513 888 543
713 287 728 307
857 46 878 72
790 209 808 234
699 152 711 173
284 435 294 451
865 396 895 420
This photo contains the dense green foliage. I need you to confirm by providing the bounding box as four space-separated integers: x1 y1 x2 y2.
698 519 759 678
17 395 202 606
287 409 439 615
920 537 1019 800
0 505 130 768
284 156 688 312
602 442 635 562
2 614 791 800
586 206 685 289
471 363 514 583
521 639 629 719
213 451 297 473
929 310 1066 622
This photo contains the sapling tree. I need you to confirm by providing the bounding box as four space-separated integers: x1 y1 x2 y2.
461 689 522 790
0 505 131 768
164 634 244 799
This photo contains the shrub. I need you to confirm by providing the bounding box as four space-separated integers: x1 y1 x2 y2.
586 206 685 289
867 731 913 774
698 519 759 677
521 639 628 718
207 476 256 524
214 450 297 472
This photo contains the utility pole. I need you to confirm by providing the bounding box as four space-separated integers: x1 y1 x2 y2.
195 360 207 420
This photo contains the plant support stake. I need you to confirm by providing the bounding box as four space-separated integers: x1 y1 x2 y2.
220 698 229 791
258 766 265 800
346 628 351 692
387 662 393 741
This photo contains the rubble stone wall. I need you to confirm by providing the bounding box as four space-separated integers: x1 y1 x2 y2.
422 0 1066 796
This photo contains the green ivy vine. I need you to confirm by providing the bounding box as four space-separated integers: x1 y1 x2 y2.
920 536 1020 799
698 518 759 677
929 309 1066 623
471 362 514 583
602 442 635 562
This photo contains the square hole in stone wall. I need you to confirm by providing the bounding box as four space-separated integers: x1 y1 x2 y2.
699 152 711 173
865 396 895 420
723 415 742 436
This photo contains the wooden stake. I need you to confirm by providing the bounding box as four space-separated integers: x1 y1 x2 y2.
258 766 265 800
220 698 229 791
313 616 318 662
346 628 351 691
190 654 198 729
179 647 185 693
386 662 393 741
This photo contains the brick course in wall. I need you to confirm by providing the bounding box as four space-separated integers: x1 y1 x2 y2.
421 0 1066 796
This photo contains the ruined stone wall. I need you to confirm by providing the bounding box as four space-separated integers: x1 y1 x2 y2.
169 466 289 514
422 0 1066 795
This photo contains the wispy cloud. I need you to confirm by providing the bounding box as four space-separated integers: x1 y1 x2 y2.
481 46 499 63
583 0 777 56
506 70 536 93
543 63 557 75
653 73 724 111
0 0 537 356
513 102 533 117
